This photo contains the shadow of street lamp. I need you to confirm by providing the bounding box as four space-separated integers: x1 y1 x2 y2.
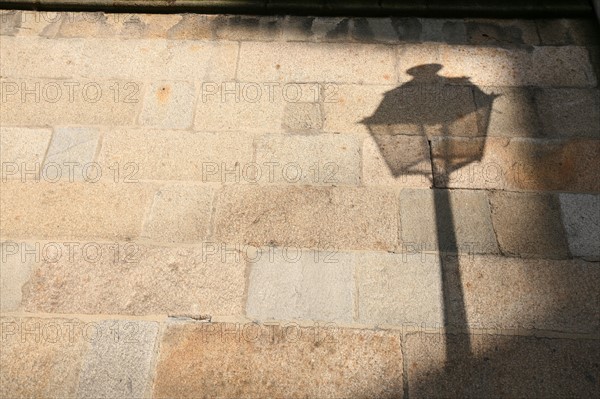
361 64 498 364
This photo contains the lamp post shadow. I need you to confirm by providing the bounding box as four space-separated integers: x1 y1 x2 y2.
361 64 498 364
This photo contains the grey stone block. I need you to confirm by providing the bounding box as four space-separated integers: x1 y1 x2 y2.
77 320 160 399
44 127 100 169
399 189 499 254
559 193 600 259
246 249 354 323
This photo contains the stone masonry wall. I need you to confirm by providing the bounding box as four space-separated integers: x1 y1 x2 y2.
1 11 599 398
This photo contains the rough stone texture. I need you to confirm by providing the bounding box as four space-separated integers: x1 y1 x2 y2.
458 255 600 334
142 184 214 243
0 127 52 169
56 12 182 39
213 185 399 251
282 102 323 131
357 252 443 328
0 242 37 311
56 11 122 38
388 17 422 42
588 45 600 88
0 36 238 81
432 137 600 193
356 253 599 334
384 18 468 44
530 46 597 87
21 243 246 316
0 10 63 37
406 334 600 398
0 78 142 126
77 320 159 399
282 16 350 42
0 10 22 36
322 84 392 135
97 129 255 182
2 12 600 398
535 88 600 138
397 44 596 87
166 14 214 40
399 189 499 254
536 18 600 46
559 193 600 260
325 83 482 138
237 41 396 84
0 317 88 399
350 18 398 43
420 19 468 43
194 83 285 132
464 19 539 46
488 191 570 259
153 323 403 398
362 135 432 187
0 181 157 240
254 133 361 185
139 81 196 129
44 127 100 170
213 15 281 41
474 86 541 137
246 249 354 323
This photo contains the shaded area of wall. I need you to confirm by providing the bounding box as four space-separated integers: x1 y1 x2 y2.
0 0 595 17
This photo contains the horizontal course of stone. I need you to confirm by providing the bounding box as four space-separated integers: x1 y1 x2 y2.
1 10 599 398
0 0 594 17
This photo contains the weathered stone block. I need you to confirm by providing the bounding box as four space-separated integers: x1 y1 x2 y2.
559 193 600 259
474 86 541 137
246 249 355 323
44 127 100 170
213 185 399 251
488 191 570 259
0 78 142 126
98 129 255 182
21 243 246 316
0 127 52 171
399 189 499 254
283 16 352 42
238 41 396 84
362 135 432 187
282 102 323 131
0 36 238 81
356 251 443 328
535 88 600 138
77 320 159 399
0 181 157 240
254 133 360 185
0 241 37 311
458 255 600 334
432 137 600 193
153 323 403 398
398 44 596 87
139 81 196 129
406 334 599 398
142 184 214 243
0 317 88 399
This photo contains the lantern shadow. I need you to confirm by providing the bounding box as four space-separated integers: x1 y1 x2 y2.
361 64 499 364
